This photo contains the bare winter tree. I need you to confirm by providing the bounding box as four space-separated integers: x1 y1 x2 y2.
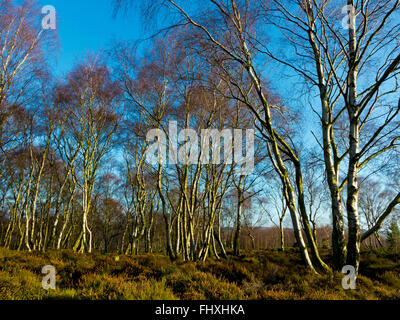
265 0 400 274
54 59 121 253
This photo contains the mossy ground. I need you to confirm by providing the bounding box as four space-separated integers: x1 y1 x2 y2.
0 247 399 300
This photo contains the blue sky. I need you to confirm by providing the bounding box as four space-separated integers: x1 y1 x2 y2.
38 0 142 76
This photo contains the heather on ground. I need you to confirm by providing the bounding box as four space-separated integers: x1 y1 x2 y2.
0 248 399 300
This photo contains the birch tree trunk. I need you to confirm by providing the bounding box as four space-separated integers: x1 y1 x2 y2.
345 0 361 274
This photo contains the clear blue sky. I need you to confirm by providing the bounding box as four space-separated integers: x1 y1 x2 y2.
38 0 142 76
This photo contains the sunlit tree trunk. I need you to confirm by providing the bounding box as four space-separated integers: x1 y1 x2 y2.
345 0 361 274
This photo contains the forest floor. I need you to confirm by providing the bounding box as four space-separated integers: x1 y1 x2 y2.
0 247 399 300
